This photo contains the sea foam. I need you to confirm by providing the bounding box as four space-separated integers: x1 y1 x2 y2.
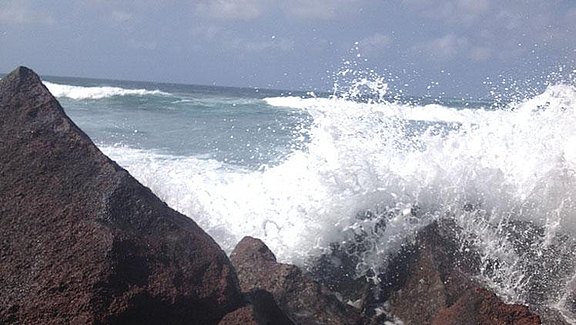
43 81 170 100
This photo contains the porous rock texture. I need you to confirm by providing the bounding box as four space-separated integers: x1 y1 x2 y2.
0 67 243 324
376 221 541 325
230 236 363 325
219 290 294 325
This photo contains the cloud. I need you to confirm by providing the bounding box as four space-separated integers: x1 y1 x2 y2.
127 38 157 51
281 0 364 20
401 0 576 66
110 10 133 24
468 46 492 62
403 0 490 25
193 0 368 21
228 36 294 53
415 34 469 61
195 0 266 20
0 1 55 25
358 33 392 58
456 0 490 18
190 25 294 54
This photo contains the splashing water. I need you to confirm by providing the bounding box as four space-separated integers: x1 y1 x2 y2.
100 74 576 320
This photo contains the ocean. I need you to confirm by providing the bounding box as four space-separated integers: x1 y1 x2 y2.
41 73 576 321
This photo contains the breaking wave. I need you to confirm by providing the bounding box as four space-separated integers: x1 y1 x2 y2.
100 76 576 320
43 81 170 100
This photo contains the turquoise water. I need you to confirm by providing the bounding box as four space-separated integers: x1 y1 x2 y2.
46 77 312 167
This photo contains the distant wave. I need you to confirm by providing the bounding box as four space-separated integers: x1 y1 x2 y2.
43 81 171 100
263 96 319 110
263 95 483 124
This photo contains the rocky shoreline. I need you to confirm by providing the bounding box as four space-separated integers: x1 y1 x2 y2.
0 67 542 324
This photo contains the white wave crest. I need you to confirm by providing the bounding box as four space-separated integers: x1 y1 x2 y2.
43 81 170 100
264 95 484 124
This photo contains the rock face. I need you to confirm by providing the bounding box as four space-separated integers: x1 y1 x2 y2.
374 221 541 325
219 306 259 325
230 236 362 325
432 287 541 325
219 290 294 325
0 67 243 324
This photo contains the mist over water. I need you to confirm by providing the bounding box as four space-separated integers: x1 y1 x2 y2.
46 72 576 321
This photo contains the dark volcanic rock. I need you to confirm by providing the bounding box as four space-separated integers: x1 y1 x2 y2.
374 220 541 325
219 290 294 325
0 67 243 324
219 306 259 325
230 236 362 325
432 287 541 325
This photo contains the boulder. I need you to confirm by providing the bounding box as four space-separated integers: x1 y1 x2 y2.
0 67 243 324
230 236 362 325
219 290 294 325
219 306 258 325
433 287 541 325
373 220 541 324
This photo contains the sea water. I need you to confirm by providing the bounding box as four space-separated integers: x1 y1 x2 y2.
42 73 576 321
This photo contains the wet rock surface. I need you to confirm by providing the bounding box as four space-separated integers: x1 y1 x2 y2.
432 287 542 325
219 289 294 325
0 67 243 324
366 220 541 324
230 236 363 325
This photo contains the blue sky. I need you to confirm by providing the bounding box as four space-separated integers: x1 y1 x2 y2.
1 0 575 97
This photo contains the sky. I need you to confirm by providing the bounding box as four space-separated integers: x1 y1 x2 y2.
1 0 575 97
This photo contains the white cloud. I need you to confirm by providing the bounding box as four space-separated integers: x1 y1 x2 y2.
403 0 450 17
456 0 490 17
228 36 294 53
403 0 490 26
402 0 576 66
193 0 368 21
127 38 157 51
190 25 223 41
190 25 294 54
0 1 55 25
415 34 469 61
358 33 392 57
468 46 492 62
195 0 266 20
282 0 363 20
567 7 576 19
111 10 133 23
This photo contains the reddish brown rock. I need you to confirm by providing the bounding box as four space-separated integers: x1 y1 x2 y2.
219 290 294 325
0 67 243 324
376 221 541 325
219 306 258 325
432 287 541 325
230 236 362 325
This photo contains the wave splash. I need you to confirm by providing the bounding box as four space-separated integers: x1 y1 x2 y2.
43 81 170 100
103 76 576 319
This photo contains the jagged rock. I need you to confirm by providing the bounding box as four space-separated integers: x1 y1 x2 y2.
219 306 258 325
432 287 541 325
230 236 362 325
0 67 243 324
219 290 294 325
309 241 371 309
373 220 541 324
